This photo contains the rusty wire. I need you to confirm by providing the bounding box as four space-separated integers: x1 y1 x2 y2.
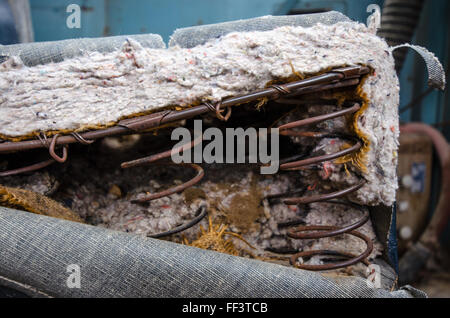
283 200 372 271
0 159 55 177
131 163 204 203
48 134 68 163
121 133 205 203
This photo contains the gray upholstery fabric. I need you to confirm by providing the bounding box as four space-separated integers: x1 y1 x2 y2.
0 33 165 66
391 44 446 90
0 207 425 298
169 11 350 48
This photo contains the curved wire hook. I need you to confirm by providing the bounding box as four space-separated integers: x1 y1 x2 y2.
49 134 68 163
71 132 95 145
204 101 232 122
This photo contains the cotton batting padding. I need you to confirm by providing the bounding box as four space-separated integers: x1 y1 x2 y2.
0 21 399 206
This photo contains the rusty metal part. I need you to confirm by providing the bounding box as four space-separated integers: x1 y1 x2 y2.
37 133 51 148
204 101 232 122
0 133 68 177
278 103 360 132
277 219 306 229
290 248 372 271
270 84 292 97
127 89 371 270
282 78 361 99
286 198 373 271
101 67 365 207
131 163 204 203
282 182 365 205
121 134 203 169
281 139 361 171
276 181 371 270
71 132 95 145
265 183 372 271
49 134 68 163
288 201 369 239
148 205 207 238
0 66 368 191
122 103 360 206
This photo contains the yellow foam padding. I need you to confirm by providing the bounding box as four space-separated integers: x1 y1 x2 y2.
185 217 240 255
333 72 371 173
186 217 290 261
0 185 84 223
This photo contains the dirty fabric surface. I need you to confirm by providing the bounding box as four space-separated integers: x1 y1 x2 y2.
0 33 165 66
0 207 425 298
169 12 350 48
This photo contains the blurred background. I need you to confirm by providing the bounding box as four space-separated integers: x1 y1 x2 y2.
0 0 449 297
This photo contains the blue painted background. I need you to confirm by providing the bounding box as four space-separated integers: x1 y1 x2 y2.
29 0 382 43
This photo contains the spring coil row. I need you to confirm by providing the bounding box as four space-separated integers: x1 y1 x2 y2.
271 101 373 270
